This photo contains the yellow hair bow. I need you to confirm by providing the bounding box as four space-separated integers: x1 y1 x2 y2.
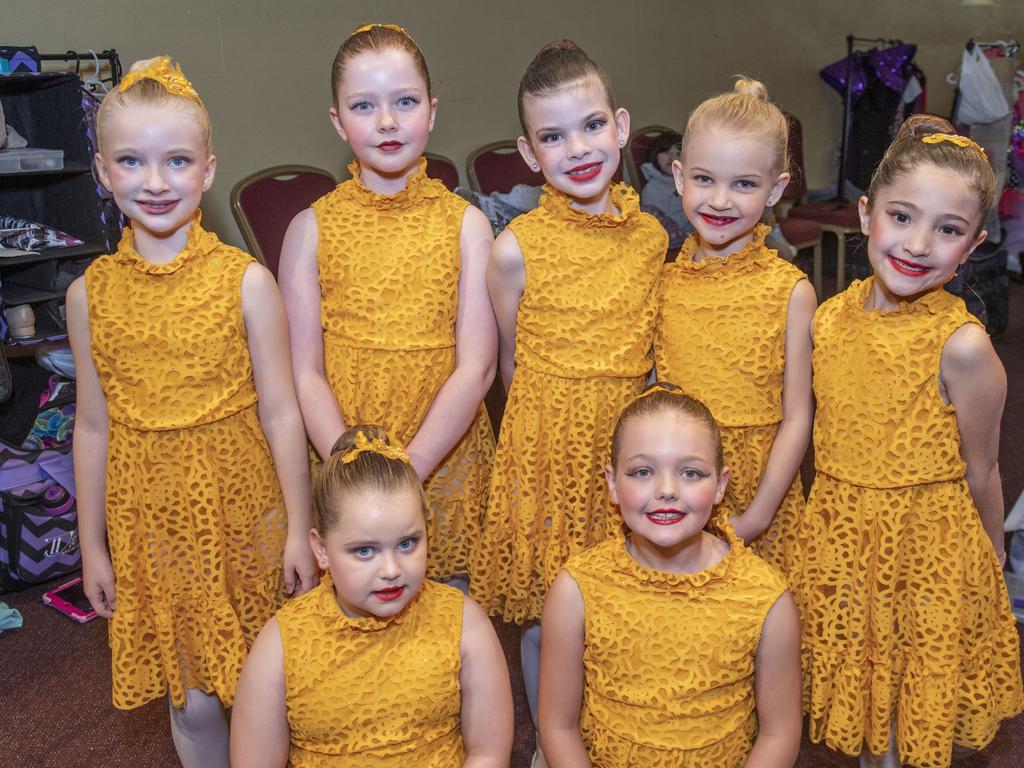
118 56 203 107
351 23 408 37
921 133 986 156
341 431 410 465
636 382 684 401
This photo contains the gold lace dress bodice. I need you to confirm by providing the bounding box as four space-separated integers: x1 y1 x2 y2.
470 184 666 624
654 225 806 575
565 535 786 767
313 159 494 580
793 278 1023 767
85 218 285 710
277 577 465 767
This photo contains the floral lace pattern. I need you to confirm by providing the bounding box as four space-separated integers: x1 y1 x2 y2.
278 577 465 767
313 160 495 580
792 279 1024 766
566 535 786 767
654 225 806 575
85 217 285 709
470 184 666 623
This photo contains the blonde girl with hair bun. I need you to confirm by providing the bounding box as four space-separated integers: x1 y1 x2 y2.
654 76 815 581
68 56 317 768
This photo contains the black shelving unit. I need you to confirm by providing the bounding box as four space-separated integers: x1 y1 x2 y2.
1 71 121 351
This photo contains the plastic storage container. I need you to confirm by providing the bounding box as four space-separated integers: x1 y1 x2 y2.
0 148 64 173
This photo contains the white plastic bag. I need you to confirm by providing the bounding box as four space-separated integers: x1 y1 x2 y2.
955 46 1011 125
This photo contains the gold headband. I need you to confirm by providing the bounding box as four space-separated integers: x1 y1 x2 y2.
118 56 203 107
351 22 409 38
921 133 986 157
340 431 411 465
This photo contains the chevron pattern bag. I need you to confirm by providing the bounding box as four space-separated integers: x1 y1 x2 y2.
0 443 79 592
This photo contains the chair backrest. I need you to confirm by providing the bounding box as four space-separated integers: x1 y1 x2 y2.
424 152 460 191
626 124 675 191
466 140 543 195
782 112 807 202
230 165 337 278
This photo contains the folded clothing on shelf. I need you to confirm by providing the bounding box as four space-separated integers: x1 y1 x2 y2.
0 215 81 251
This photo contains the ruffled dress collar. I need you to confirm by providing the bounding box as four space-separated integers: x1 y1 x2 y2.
313 572 410 633
342 158 440 211
538 181 641 228
610 526 742 597
114 212 217 275
673 223 772 276
849 276 953 318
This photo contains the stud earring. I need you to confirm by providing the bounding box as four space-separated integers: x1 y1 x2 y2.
618 138 625 147
531 163 539 171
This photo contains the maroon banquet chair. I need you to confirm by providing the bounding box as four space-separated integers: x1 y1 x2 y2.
230 165 338 278
626 124 674 191
466 140 545 194
779 113 860 294
424 152 460 191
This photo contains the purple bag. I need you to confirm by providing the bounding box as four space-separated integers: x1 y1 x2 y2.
0 443 79 592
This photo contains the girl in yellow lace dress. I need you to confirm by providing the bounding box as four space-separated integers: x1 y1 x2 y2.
231 425 513 767
654 79 815 579
540 385 802 767
67 57 317 768
793 114 1023 768
279 23 496 586
469 40 666 729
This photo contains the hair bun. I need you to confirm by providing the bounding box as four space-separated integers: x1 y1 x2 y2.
537 38 587 57
128 56 165 74
895 113 956 142
733 77 768 101
329 424 394 457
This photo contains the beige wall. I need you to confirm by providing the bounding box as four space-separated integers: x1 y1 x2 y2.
5 0 1020 248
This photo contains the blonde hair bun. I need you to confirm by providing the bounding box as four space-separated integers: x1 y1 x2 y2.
733 77 768 101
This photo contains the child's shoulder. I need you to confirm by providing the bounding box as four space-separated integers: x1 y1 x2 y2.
563 538 620 577
733 544 788 592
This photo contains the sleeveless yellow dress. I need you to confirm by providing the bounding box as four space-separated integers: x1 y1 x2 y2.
277 575 465 767
654 225 806 577
85 217 286 710
313 159 495 581
565 533 787 767
470 183 666 624
794 278 1023 767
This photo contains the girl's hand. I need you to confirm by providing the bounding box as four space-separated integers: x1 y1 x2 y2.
83 549 117 618
282 530 319 597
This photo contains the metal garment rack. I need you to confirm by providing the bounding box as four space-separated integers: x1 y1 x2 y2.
835 34 904 202
37 49 122 87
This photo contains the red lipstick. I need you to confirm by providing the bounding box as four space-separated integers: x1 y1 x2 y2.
646 509 685 525
887 255 931 277
373 586 405 602
566 162 602 182
137 199 180 215
700 213 737 227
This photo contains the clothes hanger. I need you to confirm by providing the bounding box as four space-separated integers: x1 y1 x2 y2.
83 49 108 95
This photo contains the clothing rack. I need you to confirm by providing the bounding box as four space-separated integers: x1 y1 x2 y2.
38 49 122 87
835 35 904 202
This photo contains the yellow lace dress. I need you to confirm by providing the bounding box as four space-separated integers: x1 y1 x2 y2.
470 184 666 624
277 575 465 767
654 225 806 576
564 532 787 767
793 278 1023 767
313 159 495 581
84 217 286 710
